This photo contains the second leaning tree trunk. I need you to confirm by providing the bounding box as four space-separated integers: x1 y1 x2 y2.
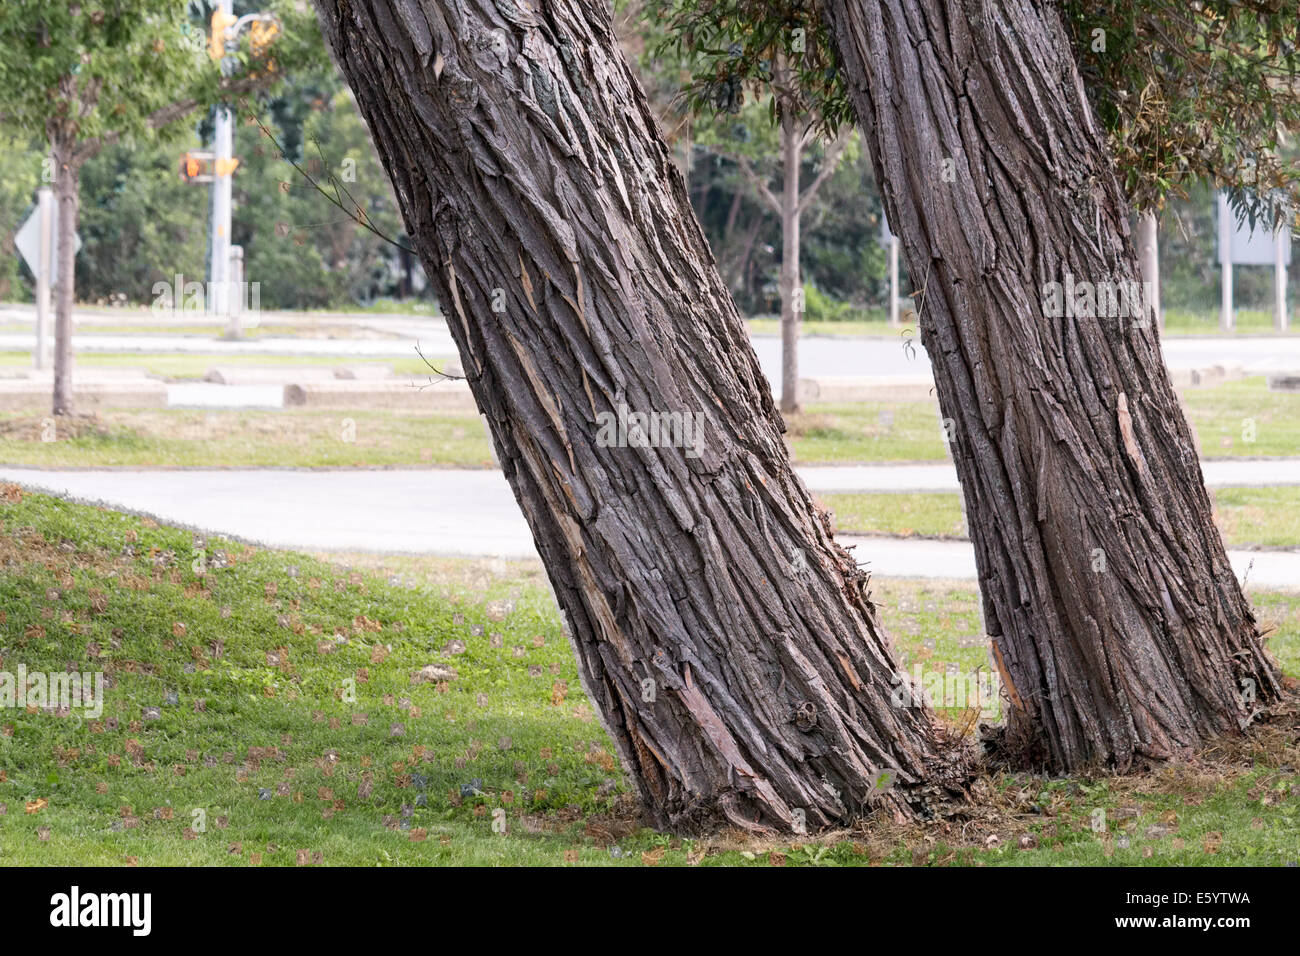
311 0 966 832
823 0 1282 770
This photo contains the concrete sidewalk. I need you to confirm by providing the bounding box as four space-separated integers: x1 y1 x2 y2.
2 467 1295 588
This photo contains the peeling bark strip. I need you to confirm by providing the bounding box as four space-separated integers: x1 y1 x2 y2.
310 0 967 831
822 0 1282 770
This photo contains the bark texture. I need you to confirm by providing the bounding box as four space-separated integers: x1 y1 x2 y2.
822 0 1282 770
312 0 967 831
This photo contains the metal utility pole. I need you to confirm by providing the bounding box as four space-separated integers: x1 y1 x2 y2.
1275 221 1289 332
209 1 237 323
1136 210 1161 330
1218 192 1234 331
207 4 278 333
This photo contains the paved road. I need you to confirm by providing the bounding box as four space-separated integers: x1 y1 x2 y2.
749 333 1300 385
3 467 1295 588
3 302 1298 382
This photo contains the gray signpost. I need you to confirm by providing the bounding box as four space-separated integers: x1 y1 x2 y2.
14 185 80 369
879 213 899 326
1217 192 1291 331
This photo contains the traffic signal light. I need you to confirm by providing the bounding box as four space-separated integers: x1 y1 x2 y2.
250 19 280 57
209 9 237 61
180 152 215 183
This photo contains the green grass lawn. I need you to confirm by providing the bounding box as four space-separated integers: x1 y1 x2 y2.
0 490 1295 866
1179 376 1300 458
748 316 918 338
0 374 1294 470
1212 488 1300 548
786 401 949 462
0 409 495 469
784 376 1300 464
820 492 967 538
819 486 1300 549
1162 307 1297 335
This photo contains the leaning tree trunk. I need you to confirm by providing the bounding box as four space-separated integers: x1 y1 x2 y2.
311 0 968 833
822 0 1282 771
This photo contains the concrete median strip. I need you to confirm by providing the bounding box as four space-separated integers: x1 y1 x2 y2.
798 376 935 403
282 378 477 411
204 363 397 384
0 379 167 410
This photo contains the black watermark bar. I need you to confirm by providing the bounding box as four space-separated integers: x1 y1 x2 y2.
0 865 1292 943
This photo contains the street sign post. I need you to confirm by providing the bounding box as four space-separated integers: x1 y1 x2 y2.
879 213 899 326
14 186 80 368
1217 192 1292 330
207 4 276 328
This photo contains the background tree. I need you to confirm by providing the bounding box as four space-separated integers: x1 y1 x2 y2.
310 0 970 833
1061 0 1300 223
651 0 852 413
0 0 322 414
617 4 892 320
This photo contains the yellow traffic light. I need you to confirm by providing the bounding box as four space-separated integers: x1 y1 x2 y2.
209 10 237 61
250 19 280 57
179 152 215 183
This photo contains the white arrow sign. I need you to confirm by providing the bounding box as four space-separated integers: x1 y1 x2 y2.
14 201 80 286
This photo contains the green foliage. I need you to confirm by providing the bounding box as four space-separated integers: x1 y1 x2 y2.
800 282 852 322
646 0 1300 228
233 90 413 309
76 136 208 301
1061 1 1300 225
0 0 206 145
648 0 851 131
0 132 41 301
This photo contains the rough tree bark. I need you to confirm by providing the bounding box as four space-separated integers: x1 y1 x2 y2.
311 0 968 832
822 0 1282 770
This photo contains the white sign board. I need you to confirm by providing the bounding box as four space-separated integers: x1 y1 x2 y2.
1218 192 1290 265
14 202 80 286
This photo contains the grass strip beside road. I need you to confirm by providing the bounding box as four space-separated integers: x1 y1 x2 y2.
818 487 1300 550
0 490 1295 865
